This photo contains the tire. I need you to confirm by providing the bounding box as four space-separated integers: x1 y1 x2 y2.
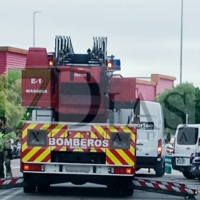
182 170 195 179
155 163 165 177
108 181 134 197
37 184 50 193
23 185 36 193
121 188 134 196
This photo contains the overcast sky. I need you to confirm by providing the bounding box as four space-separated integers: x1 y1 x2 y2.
1 0 200 87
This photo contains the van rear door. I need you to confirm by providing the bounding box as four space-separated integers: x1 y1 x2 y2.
175 126 199 156
136 128 158 157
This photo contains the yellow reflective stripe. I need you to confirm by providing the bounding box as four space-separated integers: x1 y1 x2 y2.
51 124 65 137
121 126 136 142
59 147 66 151
94 126 109 139
50 146 57 151
106 150 122 165
108 126 117 133
117 149 134 165
34 148 50 162
22 142 28 152
22 124 37 138
60 133 65 138
121 126 132 133
73 149 84 152
41 124 51 130
90 148 97 152
73 132 84 138
22 147 41 162
130 133 136 142
90 132 97 139
130 145 135 154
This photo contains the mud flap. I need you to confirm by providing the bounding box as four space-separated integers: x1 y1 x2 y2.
0 177 24 189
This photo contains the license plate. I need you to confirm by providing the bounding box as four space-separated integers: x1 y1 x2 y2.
177 158 185 164
65 165 90 173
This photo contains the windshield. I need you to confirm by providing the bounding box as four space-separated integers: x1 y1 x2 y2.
177 127 199 145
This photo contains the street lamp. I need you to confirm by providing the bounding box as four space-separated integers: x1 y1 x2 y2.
180 0 183 84
33 11 41 47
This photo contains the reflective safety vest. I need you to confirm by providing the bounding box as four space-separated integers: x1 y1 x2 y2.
0 131 18 152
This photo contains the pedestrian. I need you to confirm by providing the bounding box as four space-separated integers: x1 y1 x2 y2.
0 112 18 179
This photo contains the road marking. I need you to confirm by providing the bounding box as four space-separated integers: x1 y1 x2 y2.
1 189 13 196
1 189 22 200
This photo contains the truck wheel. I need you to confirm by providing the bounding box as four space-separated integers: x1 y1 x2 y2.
182 170 195 179
108 181 133 196
155 163 165 177
37 184 50 193
121 188 134 196
23 185 36 193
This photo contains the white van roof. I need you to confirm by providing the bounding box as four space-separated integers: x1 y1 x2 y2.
139 101 161 116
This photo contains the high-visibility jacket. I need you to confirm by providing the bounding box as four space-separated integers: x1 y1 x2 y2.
0 130 18 152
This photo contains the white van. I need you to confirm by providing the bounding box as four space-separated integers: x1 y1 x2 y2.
172 124 200 179
108 101 165 177
133 101 165 177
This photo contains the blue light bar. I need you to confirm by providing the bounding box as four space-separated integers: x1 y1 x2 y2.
112 59 121 71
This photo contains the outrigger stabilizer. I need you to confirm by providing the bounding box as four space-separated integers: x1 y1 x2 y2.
0 177 198 199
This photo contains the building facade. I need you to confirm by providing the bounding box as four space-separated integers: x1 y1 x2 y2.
0 46 176 101
0 47 27 74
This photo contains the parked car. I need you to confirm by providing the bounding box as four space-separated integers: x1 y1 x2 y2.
172 124 200 179
189 147 200 181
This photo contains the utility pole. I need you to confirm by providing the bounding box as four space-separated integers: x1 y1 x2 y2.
180 0 183 84
33 11 41 47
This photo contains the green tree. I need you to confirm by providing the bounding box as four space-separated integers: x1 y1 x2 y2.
155 83 200 135
0 71 25 129
195 87 200 124
7 70 21 89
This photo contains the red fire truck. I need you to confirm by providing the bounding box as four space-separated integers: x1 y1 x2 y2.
20 36 138 196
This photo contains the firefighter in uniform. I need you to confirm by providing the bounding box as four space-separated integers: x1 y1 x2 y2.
0 113 18 179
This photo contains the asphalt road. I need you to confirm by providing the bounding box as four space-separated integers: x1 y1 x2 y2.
0 159 200 200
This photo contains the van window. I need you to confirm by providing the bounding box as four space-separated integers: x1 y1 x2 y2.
177 127 198 145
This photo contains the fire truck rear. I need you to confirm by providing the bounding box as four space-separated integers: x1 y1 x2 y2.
20 37 138 196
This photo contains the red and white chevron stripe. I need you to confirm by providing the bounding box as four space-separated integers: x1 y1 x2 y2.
139 179 186 188
0 177 24 186
133 179 197 196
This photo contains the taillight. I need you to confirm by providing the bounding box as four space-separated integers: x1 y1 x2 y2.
198 138 200 145
109 167 133 174
158 139 162 157
23 164 45 172
48 55 54 66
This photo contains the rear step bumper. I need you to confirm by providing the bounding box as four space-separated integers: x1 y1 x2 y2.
136 156 162 169
22 162 134 176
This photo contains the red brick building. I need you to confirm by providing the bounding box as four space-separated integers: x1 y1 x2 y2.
0 47 27 74
136 74 176 101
